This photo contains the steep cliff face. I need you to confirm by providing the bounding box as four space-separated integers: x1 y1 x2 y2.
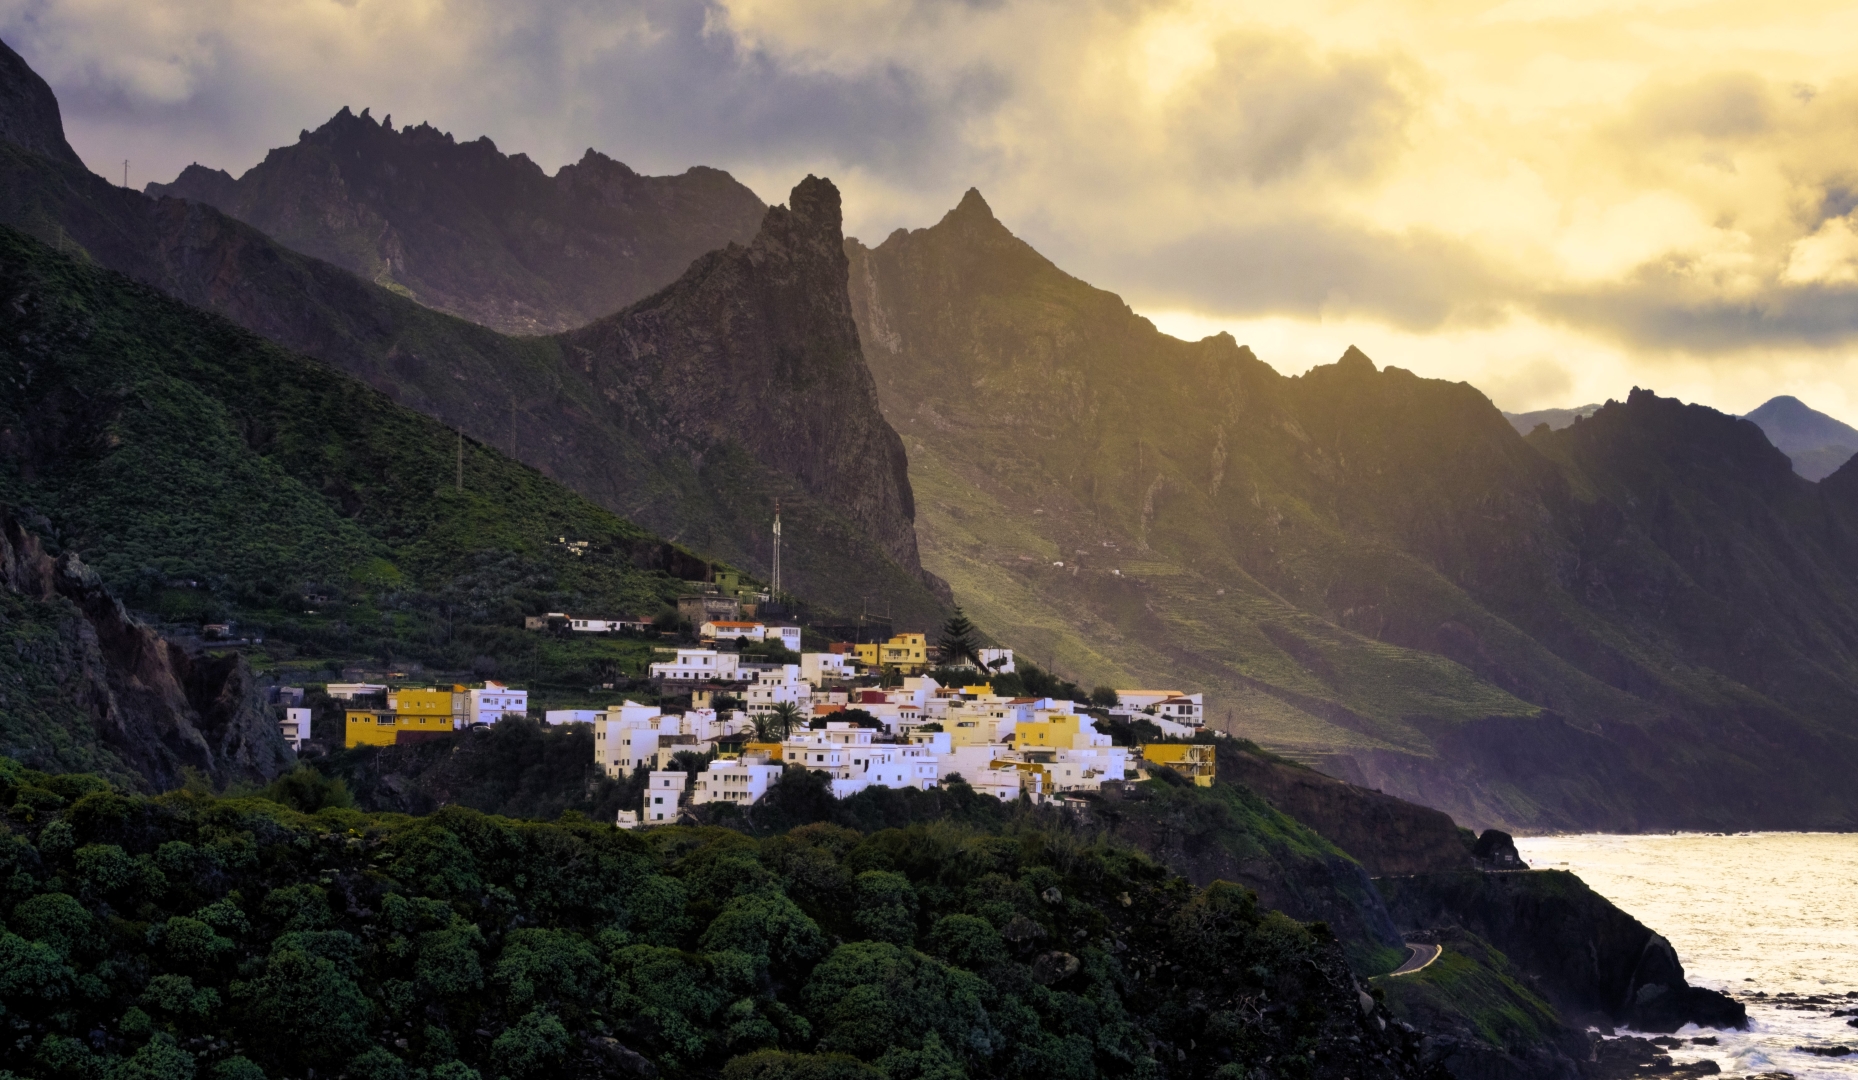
0 40 81 168
148 106 770 334
0 511 293 791
563 176 926 581
846 190 1858 831
1376 871 1747 1033
0 45 940 623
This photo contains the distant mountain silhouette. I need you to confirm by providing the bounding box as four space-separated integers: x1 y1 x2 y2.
1743 395 1858 481
1502 404 1601 435
149 106 770 335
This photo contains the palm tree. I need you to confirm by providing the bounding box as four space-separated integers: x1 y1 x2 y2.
767 701 804 741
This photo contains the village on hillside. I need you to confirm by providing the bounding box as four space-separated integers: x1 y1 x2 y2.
289 577 1216 826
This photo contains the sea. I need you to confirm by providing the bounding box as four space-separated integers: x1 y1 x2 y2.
1514 833 1858 1079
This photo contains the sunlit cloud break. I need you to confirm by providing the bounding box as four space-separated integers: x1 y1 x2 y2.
10 0 1858 418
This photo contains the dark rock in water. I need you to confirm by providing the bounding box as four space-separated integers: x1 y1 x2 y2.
1473 828 1528 869
1797 1045 1854 1057
1589 1036 1722 1079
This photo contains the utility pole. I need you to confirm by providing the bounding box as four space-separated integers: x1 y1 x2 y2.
455 430 463 493
122 160 128 188
771 500 782 596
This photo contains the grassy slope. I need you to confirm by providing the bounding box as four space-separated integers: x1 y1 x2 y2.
0 224 691 689
0 140 943 627
848 200 1858 830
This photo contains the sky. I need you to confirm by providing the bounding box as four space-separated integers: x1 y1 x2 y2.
8 0 1858 421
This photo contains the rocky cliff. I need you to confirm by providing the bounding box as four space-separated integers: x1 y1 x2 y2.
0 41 941 623
0 510 293 791
1376 870 1747 1033
0 38 81 168
846 189 1858 831
148 106 770 334
561 176 926 581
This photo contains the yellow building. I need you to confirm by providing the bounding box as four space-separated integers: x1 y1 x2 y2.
852 643 880 667
879 633 929 673
1142 744 1216 786
346 686 463 748
388 687 460 724
345 710 399 748
744 741 785 761
1015 713 1089 750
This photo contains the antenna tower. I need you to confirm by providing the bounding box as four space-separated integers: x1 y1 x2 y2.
771 500 782 595
122 160 128 189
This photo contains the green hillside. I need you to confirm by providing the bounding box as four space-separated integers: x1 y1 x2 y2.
0 224 694 688
0 37 947 629
846 191 1858 832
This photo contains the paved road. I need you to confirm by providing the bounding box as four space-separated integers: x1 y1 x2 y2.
1389 943 1443 976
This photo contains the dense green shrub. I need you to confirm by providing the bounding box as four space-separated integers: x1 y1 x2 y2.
0 755 1414 1080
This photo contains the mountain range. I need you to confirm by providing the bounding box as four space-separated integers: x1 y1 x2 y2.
1510 396 1858 482
7 38 1858 831
1742 394 1858 481
0 39 943 626
148 107 769 335
845 190 1858 831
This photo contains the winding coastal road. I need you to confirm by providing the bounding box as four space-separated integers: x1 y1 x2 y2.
1389 943 1443 976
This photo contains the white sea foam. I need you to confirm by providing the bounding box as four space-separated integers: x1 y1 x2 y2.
1514 833 1858 1079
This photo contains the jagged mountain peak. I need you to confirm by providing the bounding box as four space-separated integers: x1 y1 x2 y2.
951 186 994 220
932 186 1016 241
1561 387 1798 484
143 107 770 335
786 173 843 233
1337 344 1377 372
0 37 84 168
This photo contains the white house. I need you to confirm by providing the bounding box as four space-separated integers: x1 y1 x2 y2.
1113 690 1183 714
977 647 1016 674
782 724 934 798
691 755 784 806
280 707 312 750
765 624 803 652
700 620 766 642
649 649 740 682
324 683 387 700
595 702 666 777
800 652 857 685
466 682 528 725
1155 694 1204 727
544 709 603 725
644 770 685 823
746 665 810 715
568 616 650 633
